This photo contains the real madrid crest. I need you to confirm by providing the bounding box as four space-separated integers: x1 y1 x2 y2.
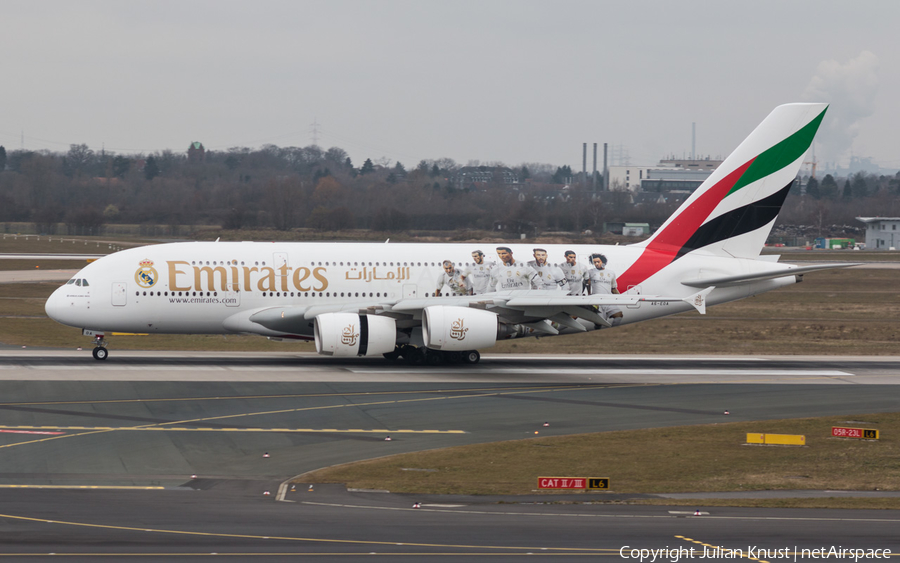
135 259 158 288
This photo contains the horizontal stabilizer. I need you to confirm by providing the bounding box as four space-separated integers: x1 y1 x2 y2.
682 287 713 315
680 263 861 288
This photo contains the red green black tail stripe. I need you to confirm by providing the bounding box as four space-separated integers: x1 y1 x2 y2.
617 107 826 289
617 159 753 289
726 109 826 197
674 181 792 260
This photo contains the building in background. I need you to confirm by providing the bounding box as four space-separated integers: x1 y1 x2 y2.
857 217 900 250
188 142 205 162
455 166 519 190
607 157 722 192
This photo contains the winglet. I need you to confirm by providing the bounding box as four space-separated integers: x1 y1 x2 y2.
682 287 714 315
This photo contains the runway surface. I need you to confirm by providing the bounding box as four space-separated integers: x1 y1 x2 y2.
1 351 899 560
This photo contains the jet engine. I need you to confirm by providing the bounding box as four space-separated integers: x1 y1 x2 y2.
422 306 498 351
314 313 396 357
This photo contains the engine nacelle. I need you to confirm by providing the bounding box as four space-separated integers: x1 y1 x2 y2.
422 306 498 351
314 313 396 357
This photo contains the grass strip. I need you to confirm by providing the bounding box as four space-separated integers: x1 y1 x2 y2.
300 412 900 500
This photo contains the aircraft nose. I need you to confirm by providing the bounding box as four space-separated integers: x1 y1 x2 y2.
45 285 73 325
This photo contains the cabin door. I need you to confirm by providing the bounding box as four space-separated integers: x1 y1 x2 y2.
111 282 127 306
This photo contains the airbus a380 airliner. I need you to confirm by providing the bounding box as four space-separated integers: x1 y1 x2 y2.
46 103 852 364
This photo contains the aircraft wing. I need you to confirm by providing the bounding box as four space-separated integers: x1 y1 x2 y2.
245 288 714 335
385 287 712 333
680 263 860 288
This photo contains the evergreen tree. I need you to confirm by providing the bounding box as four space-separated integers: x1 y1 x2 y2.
552 165 573 184
430 163 440 178
819 174 838 199
360 158 375 175
144 156 160 181
113 155 130 178
852 172 868 198
520 165 530 181
842 179 852 201
805 176 820 198
0 146 6 171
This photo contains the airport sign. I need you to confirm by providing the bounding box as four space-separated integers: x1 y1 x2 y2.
537 477 610 490
587 478 609 490
538 477 586 489
832 427 879 440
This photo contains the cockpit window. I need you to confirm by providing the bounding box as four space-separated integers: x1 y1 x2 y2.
66 279 76 285
81 279 89 287
75 279 82 287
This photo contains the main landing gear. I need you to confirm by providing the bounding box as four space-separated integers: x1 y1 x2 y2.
91 334 109 361
383 346 480 366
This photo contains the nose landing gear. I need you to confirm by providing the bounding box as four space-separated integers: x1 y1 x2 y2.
90 334 109 361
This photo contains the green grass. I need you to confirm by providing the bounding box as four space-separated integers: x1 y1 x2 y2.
299 413 900 501
762 249 900 262
0 235 131 254
0 260 89 271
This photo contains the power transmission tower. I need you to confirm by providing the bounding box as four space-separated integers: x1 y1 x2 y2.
309 118 320 146
610 143 630 166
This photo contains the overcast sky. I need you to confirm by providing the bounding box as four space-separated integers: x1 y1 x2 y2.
1 0 897 171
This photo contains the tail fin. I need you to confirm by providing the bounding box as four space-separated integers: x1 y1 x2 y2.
619 103 827 287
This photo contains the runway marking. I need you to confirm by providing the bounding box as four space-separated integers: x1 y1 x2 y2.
0 485 164 490
675 535 770 563
486 355 769 362
301 501 900 523
0 385 605 451
0 429 64 435
0 383 606 407
0 426 464 434
0 512 615 554
349 368 855 377
0 551 621 557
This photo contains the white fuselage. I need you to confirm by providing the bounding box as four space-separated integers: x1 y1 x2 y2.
45 241 796 341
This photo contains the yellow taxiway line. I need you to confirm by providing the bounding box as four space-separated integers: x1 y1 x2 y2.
0 485 164 490
0 512 614 554
0 426 463 434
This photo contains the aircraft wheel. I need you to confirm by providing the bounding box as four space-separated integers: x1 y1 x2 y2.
400 345 417 360
425 350 444 366
92 346 109 361
406 347 425 365
462 350 480 364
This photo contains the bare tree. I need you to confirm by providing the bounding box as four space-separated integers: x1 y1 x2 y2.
266 177 304 230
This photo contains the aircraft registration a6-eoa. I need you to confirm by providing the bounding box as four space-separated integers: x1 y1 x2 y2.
46 103 851 364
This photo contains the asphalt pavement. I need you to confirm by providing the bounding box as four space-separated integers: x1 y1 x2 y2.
0 352 899 560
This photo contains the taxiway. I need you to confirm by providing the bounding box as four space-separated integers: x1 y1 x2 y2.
0 352 898 560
